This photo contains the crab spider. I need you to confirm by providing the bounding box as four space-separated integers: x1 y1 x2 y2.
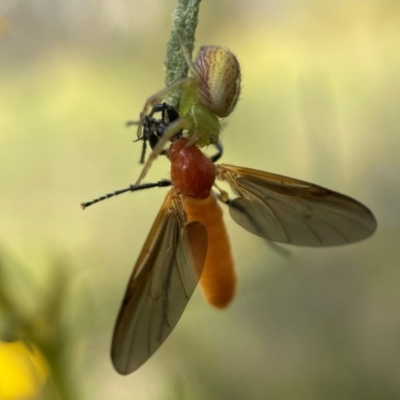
134 44 241 185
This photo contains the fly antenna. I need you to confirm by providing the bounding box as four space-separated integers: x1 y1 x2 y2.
81 180 172 210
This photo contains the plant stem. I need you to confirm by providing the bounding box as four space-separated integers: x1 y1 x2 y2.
164 0 201 107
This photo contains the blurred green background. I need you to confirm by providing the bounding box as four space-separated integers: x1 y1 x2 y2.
1 0 399 399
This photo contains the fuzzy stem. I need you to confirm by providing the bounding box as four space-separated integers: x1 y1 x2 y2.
164 0 201 107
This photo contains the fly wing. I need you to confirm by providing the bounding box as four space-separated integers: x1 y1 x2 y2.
111 193 208 374
219 165 377 246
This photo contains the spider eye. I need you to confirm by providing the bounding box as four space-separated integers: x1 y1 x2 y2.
194 46 241 118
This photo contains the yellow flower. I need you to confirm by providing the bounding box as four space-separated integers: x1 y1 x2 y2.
0 340 49 400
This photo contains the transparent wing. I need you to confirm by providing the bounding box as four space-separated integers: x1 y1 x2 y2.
111 192 208 374
218 165 377 246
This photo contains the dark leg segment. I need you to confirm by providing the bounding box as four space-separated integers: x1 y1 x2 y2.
210 141 223 163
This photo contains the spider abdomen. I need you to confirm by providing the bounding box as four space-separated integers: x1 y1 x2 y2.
195 46 241 118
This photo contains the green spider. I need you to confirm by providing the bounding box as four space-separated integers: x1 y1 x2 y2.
134 42 241 185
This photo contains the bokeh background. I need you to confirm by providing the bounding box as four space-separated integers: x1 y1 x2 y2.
1 0 399 399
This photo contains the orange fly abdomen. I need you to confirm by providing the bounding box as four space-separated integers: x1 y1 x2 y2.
183 194 236 308
169 137 235 308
